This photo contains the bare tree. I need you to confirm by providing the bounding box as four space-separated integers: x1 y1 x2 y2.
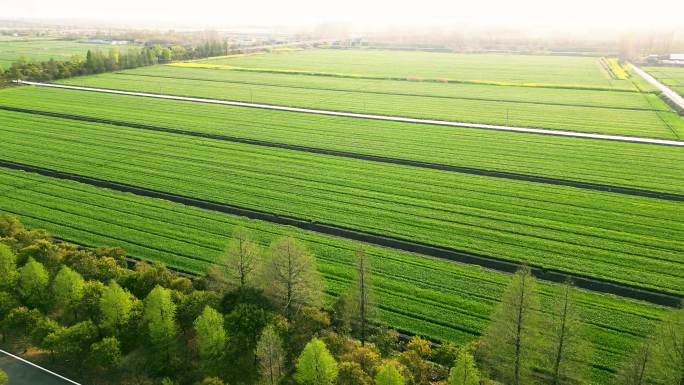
351 246 374 345
541 280 591 385
617 340 653 385
482 266 539 385
223 227 260 288
653 304 684 385
256 324 285 385
261 237 322 319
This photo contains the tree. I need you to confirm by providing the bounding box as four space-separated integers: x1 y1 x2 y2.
100 281 134 333
338 362 371 385
540 281 590 385
261 237 322 319
375 363 404 385
481 267 539 385
143 285 178 364
0 244 17 289
43 321 99 366
447 349 479 385
296 338 339 385
193 306 226 371
351 247 374 345
223 227 260 288
617 340 653 385
399 337 431 385
17 257 49 308
0 369 7 385
89 337 122 372
52 266 85 315
256 324 285 385
652 304 684 385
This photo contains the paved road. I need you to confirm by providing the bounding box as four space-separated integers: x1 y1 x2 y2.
0 349 80 385
630 63 684 112
15 80 684 147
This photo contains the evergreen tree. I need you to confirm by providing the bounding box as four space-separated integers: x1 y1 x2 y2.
481 267 539 385
100 281 134 333
447 349 479 385
193 305 226 371
375 362 404 385
541 281 591 385
143 285 178 365
295 338 338 385
256 324 285 385
18 257 49 308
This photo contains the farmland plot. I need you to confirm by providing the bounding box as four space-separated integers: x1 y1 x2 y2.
1 110 683 295
645 66 684 96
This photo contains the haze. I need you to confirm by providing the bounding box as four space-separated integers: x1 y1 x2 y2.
4 0 684 31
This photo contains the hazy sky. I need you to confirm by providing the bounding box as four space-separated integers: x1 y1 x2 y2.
4 0 684 30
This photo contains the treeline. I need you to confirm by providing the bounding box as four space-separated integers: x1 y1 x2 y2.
0 40 228 83
0 216 683 385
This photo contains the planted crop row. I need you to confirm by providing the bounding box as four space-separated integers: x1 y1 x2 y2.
2 87 683 195
644 66 684 97
199 49 634 89
56 70 684 139
0 166 669 385
1 110 683 295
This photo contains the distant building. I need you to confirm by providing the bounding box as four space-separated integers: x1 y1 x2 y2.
671 53 684 60
82 39 129 45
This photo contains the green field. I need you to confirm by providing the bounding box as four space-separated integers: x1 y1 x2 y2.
0 108 682 295
0 166 668 384
55 62 684 138
0 37 135 69
645 66 684 96
198 49 633 89
2 86 683 195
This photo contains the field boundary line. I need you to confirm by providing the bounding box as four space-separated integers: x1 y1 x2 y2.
0 160 681 307
630 64 684 117
2 104 683 202
0 349 83 385
15 80 684 147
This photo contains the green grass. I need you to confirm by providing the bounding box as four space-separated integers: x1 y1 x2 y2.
54 65 684 139
198 49 634 89
1 86 683 195
0 166 670 385
0 38 135 69
1 109 683 295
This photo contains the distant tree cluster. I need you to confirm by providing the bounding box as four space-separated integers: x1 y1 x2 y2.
0 40 228 83
1 215 682 385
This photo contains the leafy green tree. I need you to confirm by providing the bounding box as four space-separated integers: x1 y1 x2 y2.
197 378 226 385
261 237 322 319
296 338 339 385
256 324 285 385
1 306 42 350
194 306 226 371
447 349 479 385
0 369 7 385
143 285 178 364
652 305 684 385
52 266 85 314
43 320 99 366
89 337 122 373
17 258 49 308
0 244 18 289
540 281 591 385
338 361 371 385
351 247 374 345
100 281 134 333
399 337 431 385
481 267 539 385
375 363 404 385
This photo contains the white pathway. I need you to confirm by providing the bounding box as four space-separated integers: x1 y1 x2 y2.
0 349 82 385
14 80 684 147
630 63 684 112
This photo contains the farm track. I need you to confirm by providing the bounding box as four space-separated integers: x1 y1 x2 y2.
1 159 681 307
113 72 664 112
16 80 684 147
631 64 684 114
2 104 682 202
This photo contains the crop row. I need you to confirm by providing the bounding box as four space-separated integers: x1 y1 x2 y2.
1 110 683 294
198 49 633 89
1 87 683 195
0 166 669 385
57 70 684 139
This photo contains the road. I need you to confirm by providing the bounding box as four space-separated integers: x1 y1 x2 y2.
630 63 684 112
0 349 81 385
14 80 684 147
